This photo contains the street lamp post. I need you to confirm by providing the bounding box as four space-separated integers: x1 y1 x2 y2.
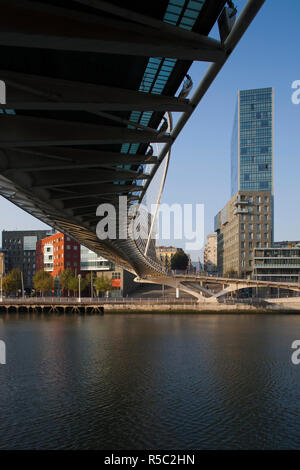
21 271 24 298
78 274 81 303
0 274 3 303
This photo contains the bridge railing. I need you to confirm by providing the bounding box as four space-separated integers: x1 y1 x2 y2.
0 297 197 305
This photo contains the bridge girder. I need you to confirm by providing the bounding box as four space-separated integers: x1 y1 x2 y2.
0 0 266 277
0 0 226 61
0 70 192 113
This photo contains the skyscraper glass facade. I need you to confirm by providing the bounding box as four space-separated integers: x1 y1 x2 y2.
231 102 239 197
231 88 273 196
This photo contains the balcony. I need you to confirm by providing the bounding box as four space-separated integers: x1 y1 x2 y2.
254 264 300 269
44 263 53 272
234 207 249 215
234 197 249 206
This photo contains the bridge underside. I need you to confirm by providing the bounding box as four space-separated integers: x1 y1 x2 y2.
0 0 265 278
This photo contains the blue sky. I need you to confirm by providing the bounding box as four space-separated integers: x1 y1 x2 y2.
0 0 299 261
161 0 300 258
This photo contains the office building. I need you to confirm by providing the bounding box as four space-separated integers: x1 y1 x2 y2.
2 229 53 289
254 243 300 283
204 234 217 274
95 267 137 298
272 240 300 249
231 88 273 193
80 246 112 272
215 87 274 278
0 249 5 277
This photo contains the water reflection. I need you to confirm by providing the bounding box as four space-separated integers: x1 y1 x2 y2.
0 313 299 449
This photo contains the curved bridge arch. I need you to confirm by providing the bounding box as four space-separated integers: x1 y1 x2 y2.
0 0 266 282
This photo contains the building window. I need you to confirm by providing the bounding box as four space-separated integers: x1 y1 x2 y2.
112 272 121 279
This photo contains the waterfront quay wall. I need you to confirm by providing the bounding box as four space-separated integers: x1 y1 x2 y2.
103 302 300 313
1 298 300 313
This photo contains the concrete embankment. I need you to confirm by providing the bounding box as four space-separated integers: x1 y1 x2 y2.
103 302 300 313
1 300 300 314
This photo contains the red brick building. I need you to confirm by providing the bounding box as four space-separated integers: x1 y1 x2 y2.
36 232 80 277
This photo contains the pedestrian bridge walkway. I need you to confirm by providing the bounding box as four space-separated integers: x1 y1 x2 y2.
137 273 300 302
0 0 266 284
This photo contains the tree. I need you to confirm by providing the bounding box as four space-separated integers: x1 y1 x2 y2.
3 268 22 296
58 268 74 296
86 272 94 297
94 276 112 297
67 274 88 296
171 249 189 271
33 270 53 296
225 269 238 278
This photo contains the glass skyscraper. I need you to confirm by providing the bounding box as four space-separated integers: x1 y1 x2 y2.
215 87 275 277
231 87 274 197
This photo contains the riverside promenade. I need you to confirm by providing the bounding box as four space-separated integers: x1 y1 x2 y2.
1 297 300 313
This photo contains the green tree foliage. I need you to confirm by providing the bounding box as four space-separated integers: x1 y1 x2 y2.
67 274 88 296
171 249 189 271
85 272 94 296
3 268 22 295
58 268 74 296
225 269 238 278
33 270 53 295
94 276 112 296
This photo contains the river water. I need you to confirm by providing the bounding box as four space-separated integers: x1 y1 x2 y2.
0 313 299 449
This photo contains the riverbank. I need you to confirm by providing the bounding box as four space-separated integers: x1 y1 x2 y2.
1 301 300 314
103 303 300 313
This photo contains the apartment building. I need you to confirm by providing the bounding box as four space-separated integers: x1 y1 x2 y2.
215 191 272 278
204 234 217 274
